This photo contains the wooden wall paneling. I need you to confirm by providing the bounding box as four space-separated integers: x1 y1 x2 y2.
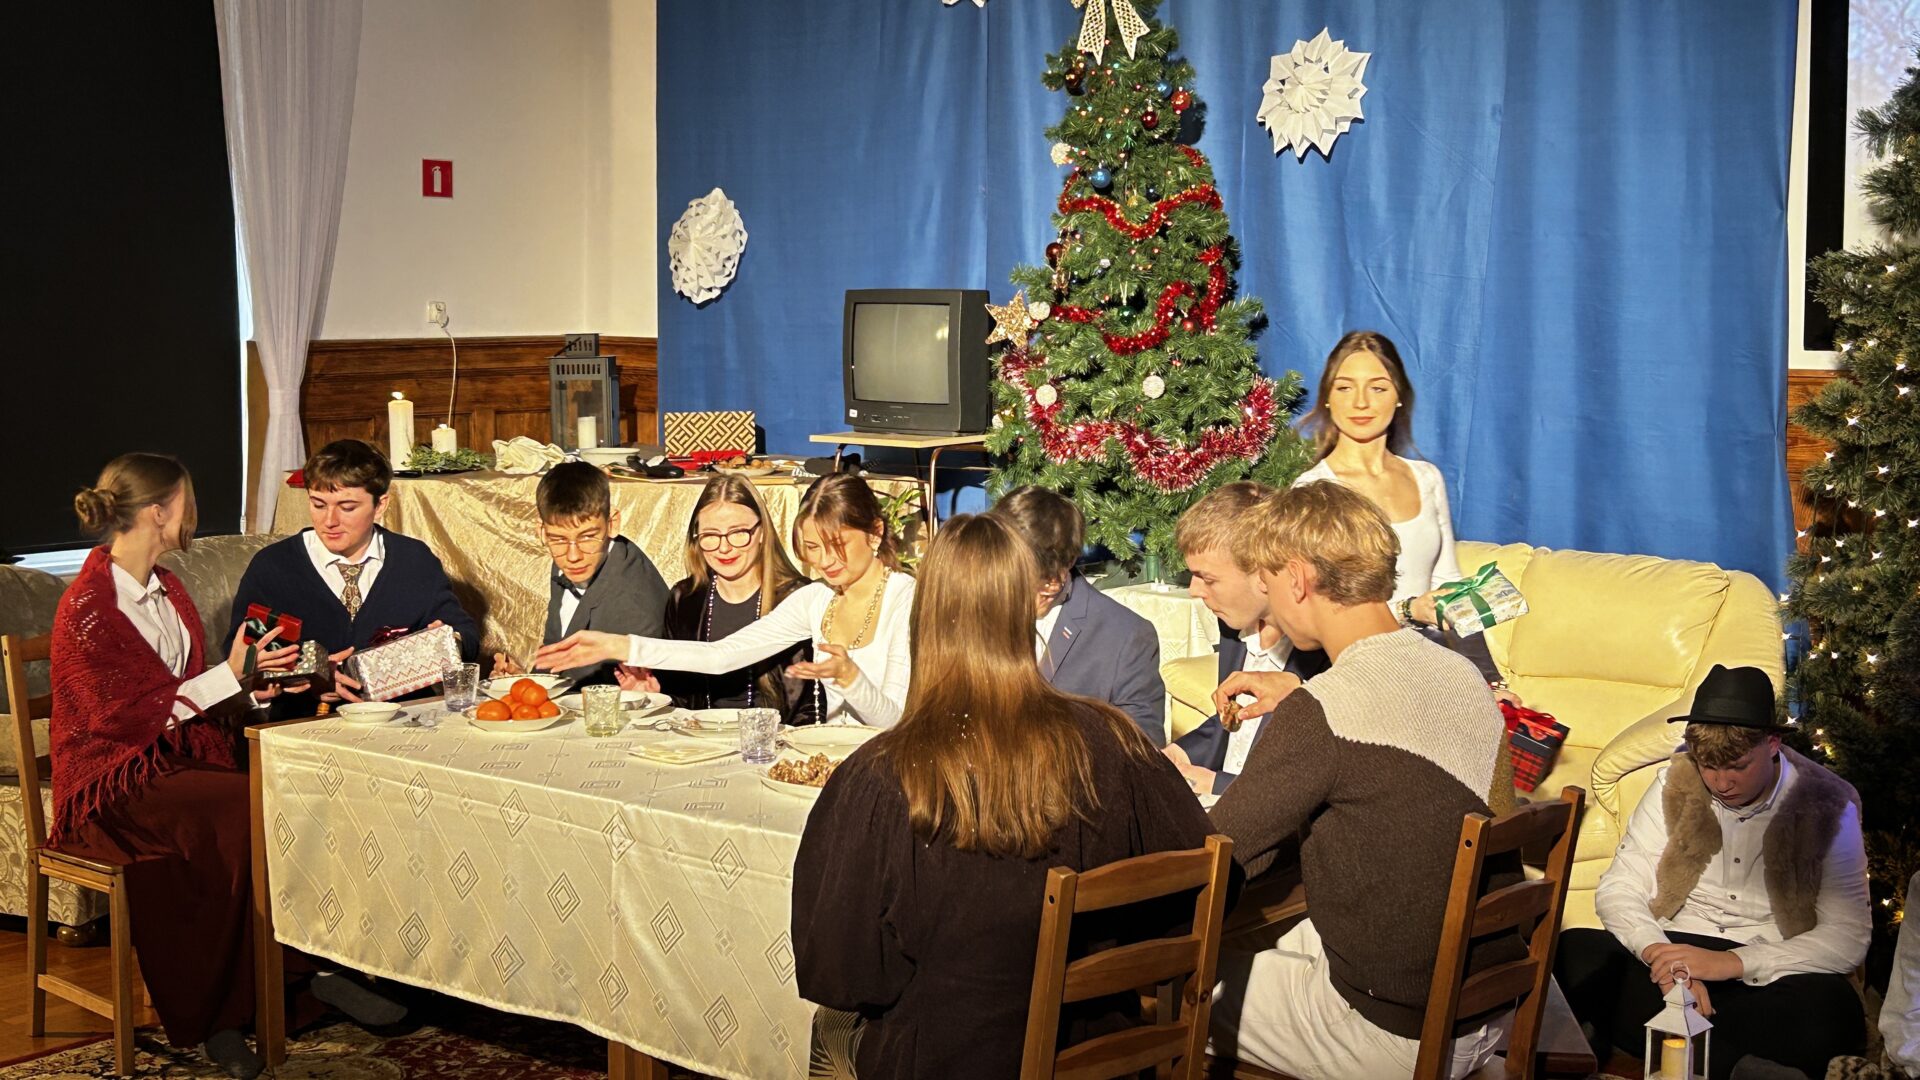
1787 368 1840 545
300 336 658 460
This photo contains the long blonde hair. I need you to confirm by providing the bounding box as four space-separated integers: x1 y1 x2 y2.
872 514 1152 859
682 474 806 602
73 453 197 551
793 473 903 572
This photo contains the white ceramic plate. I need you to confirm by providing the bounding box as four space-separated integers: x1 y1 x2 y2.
667 708 745 740
463 707 575 734
556 690 672 716
782 726 877 756
338 702 404 724
628 737 737 765
760 750 840 798
578 446 639 467
483 674 570 701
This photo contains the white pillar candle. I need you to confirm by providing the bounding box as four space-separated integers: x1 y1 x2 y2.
431 424 458 453
577 415 598 449
387 392 415 467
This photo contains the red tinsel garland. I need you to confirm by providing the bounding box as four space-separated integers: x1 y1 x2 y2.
1059 147 1220 240
997 348 1278 493
1054 247 1227 354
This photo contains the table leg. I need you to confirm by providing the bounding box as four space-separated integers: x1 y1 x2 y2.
249 754 286 1065
608 1039 670 1079
832 442 846 472
924 446 945 536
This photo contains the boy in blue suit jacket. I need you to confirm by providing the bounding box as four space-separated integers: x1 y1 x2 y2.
989 486 1167 745
1166 482 1327 794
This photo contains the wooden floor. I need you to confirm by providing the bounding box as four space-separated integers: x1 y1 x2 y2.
0 916 155 1067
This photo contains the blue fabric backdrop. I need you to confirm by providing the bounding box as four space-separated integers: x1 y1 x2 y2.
657 0 1796 587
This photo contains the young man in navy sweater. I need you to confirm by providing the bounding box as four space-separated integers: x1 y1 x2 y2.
229 439 480 715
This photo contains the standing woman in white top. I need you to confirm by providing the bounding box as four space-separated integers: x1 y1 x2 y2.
537 473 915 727
1292 331 1512 695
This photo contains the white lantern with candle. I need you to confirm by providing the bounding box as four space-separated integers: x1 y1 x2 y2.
1643 965 1712 1080
388 392 415 469
577 415 599 450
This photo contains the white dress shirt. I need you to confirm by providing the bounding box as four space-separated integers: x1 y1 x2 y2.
303 528 385 605
110 563 241 725
1035 598 1066 667
1222 624 1291 775
1292 458 1464 602
627 573 915 727
1594 755 1872 986
1883 870 1920 1076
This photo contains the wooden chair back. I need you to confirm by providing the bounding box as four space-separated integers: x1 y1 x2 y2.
1021 833 1235 1080
2 632 53 851
1416 786 1585 1080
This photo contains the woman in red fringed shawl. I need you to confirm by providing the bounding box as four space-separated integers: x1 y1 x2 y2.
51 453 299 1078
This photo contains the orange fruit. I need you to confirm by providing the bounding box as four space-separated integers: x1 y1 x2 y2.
512 678 548 706
475 700 511 721
536 700 560 719
511 704 540 720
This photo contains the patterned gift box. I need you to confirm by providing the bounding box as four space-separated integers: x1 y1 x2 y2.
1434 562 1528 637
663 411 755 457
1501 701 1569 793
343 624 462 701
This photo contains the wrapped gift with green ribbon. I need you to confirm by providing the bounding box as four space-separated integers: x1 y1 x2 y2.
1434 562 1528 637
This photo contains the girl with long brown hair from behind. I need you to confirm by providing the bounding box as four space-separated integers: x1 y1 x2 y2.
789 514 1213 1079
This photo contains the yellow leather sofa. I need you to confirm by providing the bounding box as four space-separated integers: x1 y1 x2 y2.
1163 541 1784 930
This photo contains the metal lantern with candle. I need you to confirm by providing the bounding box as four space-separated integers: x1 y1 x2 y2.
549 335 619 452
1643 963 1712 1080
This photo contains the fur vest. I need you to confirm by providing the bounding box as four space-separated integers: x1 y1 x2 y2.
1649 746 1859 938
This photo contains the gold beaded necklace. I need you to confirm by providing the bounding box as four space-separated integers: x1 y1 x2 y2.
821 564 891 650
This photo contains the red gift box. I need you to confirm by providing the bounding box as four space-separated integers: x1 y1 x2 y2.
1500 701 1570 793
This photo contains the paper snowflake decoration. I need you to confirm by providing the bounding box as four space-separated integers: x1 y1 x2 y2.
1258 29 1370 160
942 0 985 6
668 188 748 304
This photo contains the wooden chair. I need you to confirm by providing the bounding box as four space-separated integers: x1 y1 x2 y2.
4 632 139 1077
1020 833 1235 1080
1209 787 1586 1080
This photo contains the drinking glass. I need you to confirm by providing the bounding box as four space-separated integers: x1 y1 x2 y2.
738 708 780 765
583 685 624 737
443 663 480 713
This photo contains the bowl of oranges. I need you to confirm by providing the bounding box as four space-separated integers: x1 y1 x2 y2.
467 677 574 733
482 672 569 701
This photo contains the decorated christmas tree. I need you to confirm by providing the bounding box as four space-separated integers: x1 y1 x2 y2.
983 0 1313 565
1787 50 1919 938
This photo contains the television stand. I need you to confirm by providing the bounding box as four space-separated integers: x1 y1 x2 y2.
809 430 991 535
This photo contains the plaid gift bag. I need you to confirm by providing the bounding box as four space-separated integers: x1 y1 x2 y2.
1500 700 1569 793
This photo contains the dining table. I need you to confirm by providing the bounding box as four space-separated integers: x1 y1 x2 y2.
247 700 853 1080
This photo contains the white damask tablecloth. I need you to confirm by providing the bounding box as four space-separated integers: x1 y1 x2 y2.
1105 582 1220 662
259 706 821 1080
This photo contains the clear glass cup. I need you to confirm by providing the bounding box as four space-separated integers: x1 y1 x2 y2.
583 685 624 737
443 663 480 713
738 707 780 765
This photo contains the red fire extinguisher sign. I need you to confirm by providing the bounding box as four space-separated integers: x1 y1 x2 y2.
422 160 453 198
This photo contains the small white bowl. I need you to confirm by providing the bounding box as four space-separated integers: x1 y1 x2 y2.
338 701 402 724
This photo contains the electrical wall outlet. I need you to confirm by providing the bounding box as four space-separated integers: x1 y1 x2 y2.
425 300 448 327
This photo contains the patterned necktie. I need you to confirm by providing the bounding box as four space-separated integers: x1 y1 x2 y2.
338 562 365 620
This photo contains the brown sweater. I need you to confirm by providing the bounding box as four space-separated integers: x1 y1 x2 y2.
1209 628 1525 1039
792 709 1214 1079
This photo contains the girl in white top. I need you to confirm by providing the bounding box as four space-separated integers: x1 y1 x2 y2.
1296 330 1462 629
537 473 915 727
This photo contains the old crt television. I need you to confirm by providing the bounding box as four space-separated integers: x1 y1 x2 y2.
842 289 991 435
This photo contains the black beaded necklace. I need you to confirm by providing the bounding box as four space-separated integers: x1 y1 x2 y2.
703 576 762 708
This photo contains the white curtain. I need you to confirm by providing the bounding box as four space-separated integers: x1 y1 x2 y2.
216 0 363 532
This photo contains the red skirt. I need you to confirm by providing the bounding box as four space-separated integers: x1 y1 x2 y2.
57 754 254 1048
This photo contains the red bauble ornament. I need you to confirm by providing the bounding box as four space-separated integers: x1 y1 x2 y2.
1180 315 1198 334
1170 89 1193 112
1141 109 1159 130
1045 241 1065 265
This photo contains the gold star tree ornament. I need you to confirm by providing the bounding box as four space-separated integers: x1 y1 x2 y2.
985 289 1043 346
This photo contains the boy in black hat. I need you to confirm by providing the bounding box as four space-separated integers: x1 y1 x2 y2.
1556 664 1870 1079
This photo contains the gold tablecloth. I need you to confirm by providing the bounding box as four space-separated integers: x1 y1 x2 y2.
271 471 908 660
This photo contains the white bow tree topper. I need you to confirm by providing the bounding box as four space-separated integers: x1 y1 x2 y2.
1258 29 1371 160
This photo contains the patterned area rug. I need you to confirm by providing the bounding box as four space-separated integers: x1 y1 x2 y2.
0 1003 713 1079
